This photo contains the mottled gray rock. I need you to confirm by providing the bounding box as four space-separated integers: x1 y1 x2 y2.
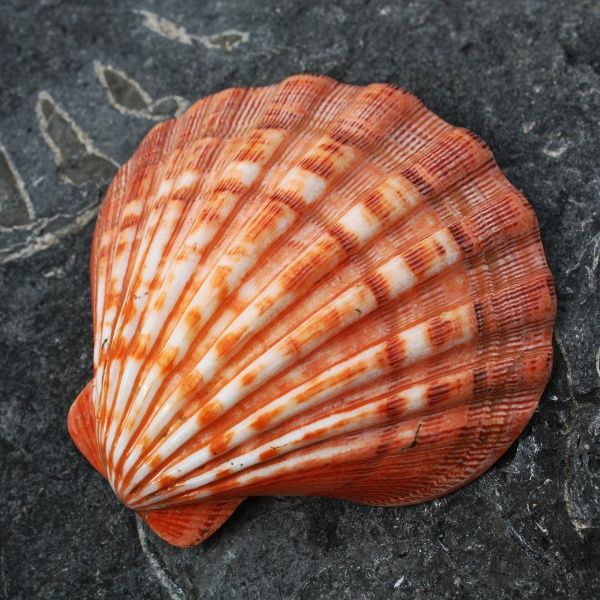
0 0 598 599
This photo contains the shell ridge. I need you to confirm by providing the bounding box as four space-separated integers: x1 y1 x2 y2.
96 90 238 351
120 158 533 482
91 168 126 356
109 76 353 477
96 95 251 465
111 81 440 482
98 155 209 462
101 124 278 466
104 134 264 461
119 202 504 492
114 118 493 480
97 85 274 406
127 278 548 504
122 303 553 501
109 82 380 482
94 120 181 468
177 125 489 375
92 127 172 372
133 344 552 507
142 357 551 509
119 197 552 496
127 273 553 503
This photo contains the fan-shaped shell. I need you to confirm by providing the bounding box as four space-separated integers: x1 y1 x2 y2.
68 74 555 546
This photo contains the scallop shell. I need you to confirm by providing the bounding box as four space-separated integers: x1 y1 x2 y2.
68 74 556 547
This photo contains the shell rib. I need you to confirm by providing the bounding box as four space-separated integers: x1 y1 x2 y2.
70 75 555 543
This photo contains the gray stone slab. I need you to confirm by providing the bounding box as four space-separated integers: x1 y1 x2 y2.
0 0 598 598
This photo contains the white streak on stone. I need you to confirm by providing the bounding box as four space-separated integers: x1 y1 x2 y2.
134 9 249 51
94 60 152 113
94 61 189 121
0 143 35 221
136 517 188 600
199 30 250 51
134 9 194 44
0 202 99 264
35 91 118 183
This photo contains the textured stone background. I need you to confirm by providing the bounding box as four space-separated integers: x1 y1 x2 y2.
1 0 599 598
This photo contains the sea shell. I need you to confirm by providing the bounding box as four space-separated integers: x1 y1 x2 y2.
68 74 556 547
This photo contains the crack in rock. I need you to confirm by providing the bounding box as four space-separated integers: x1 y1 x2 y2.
503 519 552 567
94 61 188 120
288 562 337 600
136 517 188 600
563 406 600 536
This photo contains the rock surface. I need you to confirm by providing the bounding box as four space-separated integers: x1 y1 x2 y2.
0 0 599 598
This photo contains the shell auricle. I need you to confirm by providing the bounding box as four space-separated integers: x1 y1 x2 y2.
67 74 556 547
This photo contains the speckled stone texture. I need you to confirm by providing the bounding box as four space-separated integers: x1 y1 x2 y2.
0 0 598 598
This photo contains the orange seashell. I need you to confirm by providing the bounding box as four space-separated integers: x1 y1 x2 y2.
67 74 556 547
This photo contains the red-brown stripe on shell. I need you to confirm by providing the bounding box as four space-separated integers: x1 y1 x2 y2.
70 74 555 544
